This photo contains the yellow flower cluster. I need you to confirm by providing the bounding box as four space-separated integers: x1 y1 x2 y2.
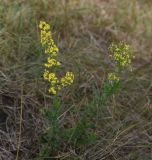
43 71 59 84
109 42 133 70
39 21 59 56
43 70 60 94
61 72 75 87
39 21 74 94
107 42 134 83
44 57 61 68
108 72 120 83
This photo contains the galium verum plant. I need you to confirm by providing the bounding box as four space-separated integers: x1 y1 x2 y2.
38 21 74 157
101 42 134 107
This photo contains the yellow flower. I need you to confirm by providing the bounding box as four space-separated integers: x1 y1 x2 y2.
48 73 59 84
108 72 120 82
43 70 49 80
48 87 57 95
61 72 74 87
44 57 61 68
44 45 58 56
39 21 50 30
109 42 133 71
39 21 46 29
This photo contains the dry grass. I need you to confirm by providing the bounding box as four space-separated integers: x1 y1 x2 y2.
0 0 152 159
